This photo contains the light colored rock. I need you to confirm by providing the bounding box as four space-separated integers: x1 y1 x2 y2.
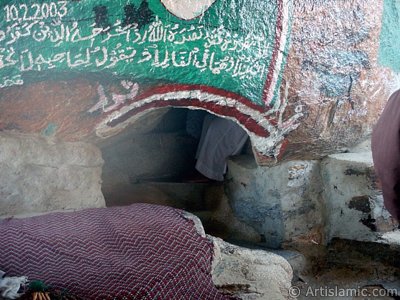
182 211 295 300
0 133 105 217
225 155 324 248
211 237 294 300
379 230 400 247
320 151 397 243
347 138 372 153
181 211 207 238
225 147 400 247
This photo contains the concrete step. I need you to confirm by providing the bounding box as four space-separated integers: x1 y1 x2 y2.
105 181 219 211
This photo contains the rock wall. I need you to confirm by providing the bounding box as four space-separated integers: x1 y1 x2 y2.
225 156 325 248
0 0 398 164
282 0 395 160
224 141 397 248
0 133 105 217
321 151 396 242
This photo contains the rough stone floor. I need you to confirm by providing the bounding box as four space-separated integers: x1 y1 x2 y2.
291 238 400 300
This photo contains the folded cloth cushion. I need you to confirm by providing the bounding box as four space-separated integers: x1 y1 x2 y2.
0 204 234 299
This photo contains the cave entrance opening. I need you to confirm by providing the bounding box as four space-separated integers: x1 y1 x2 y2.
98 107 252 218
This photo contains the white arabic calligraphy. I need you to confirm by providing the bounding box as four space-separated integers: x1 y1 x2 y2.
0 13 272 89
88 81 139 113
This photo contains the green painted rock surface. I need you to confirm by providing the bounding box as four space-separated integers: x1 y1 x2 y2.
0 0 291 106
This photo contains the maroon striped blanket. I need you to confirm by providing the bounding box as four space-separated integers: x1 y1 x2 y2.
0 204 232 299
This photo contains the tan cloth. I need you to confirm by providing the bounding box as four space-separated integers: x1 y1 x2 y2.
372 89 400 220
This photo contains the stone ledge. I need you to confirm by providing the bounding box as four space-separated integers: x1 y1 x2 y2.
321 151 397 243
0 132 105 217
327 151 373 165
0 132 103 167
226 157 324 249
380 230 400 247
